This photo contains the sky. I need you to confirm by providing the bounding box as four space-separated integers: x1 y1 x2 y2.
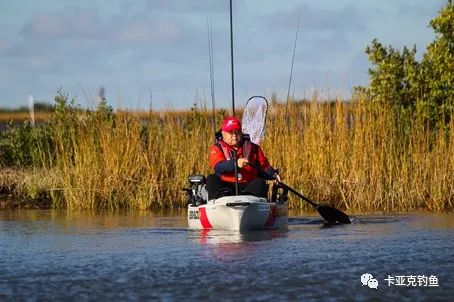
0 0 448 110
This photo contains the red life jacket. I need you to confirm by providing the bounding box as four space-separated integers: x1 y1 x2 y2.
209 137 271 183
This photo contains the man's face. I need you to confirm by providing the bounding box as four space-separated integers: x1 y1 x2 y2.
221 130 242 146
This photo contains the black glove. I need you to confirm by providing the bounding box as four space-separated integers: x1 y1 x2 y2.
264 167 279 180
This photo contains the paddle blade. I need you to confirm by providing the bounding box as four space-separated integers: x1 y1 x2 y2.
317 205 351 224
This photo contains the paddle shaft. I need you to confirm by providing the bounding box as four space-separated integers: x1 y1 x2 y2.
277 182 318 208
276 176 351 223
246 162 319 209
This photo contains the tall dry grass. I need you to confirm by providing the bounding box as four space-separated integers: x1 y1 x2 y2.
45 108 215 210
37 96 453 212
0 111 51 123
264 97 454 212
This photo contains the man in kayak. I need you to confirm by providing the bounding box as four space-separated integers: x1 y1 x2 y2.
207 116 281 200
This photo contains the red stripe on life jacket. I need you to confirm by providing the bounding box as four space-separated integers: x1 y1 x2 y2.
265 204 277 227
199 207 212 229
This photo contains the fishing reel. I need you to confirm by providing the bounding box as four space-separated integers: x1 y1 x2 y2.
183 175 208 206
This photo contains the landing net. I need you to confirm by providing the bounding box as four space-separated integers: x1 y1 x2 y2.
241 96 268 145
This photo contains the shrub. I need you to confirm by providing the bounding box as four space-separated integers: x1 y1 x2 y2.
362 0 454 124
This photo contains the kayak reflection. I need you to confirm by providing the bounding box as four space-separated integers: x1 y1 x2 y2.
191 228 289 245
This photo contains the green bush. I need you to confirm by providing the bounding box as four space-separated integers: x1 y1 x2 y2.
362 0 454 124
0 90 78 168
0 120 43 167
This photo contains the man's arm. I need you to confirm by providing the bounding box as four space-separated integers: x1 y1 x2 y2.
209 145 235 177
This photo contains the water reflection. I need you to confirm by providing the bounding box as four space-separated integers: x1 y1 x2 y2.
187 229 290 262
0 209 187 234
409 213 454 229
190 228 289 245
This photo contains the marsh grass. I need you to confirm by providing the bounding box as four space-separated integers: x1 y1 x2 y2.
43 106 217 210
263 96 453 212
1 94 453 212
0 111 51 123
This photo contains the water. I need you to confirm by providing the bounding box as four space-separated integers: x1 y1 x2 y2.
1 210 453 301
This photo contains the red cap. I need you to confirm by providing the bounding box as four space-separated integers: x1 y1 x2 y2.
221 116 241 132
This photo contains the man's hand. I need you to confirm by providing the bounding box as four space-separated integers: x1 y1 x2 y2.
237 157 249 168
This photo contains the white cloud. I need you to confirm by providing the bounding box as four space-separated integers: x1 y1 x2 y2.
145 0 225 13
21 8 103 40
116 19 183 44
0 0 448 109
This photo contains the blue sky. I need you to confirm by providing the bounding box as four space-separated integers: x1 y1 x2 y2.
0 0 447 110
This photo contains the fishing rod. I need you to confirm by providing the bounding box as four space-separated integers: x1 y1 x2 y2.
207 18 216 141
285 12 301 127
229 0 235 116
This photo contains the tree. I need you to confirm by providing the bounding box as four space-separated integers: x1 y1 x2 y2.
365 40 421 109
363 0 454 122
422 0 454 117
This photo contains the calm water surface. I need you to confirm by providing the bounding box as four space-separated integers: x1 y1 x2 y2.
0 210 453 301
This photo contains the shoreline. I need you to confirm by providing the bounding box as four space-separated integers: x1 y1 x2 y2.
1 168 452 213
0 168 52 209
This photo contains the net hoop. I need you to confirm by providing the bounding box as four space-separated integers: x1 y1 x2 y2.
241 96 268 145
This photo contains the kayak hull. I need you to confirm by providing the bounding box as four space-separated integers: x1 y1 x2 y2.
187 195 288 231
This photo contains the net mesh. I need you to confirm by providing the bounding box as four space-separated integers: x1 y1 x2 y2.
241 96 268 145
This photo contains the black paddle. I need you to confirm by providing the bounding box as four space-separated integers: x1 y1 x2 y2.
248 163 351 224
277 182 351 224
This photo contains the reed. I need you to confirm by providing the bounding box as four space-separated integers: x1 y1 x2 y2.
44 105 216 210
0 111 51 123
263 95 453 212
2 94 453 212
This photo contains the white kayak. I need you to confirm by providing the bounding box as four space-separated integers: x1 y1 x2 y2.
187 195 288 231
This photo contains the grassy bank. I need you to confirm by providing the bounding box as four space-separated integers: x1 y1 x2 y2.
0 94 453 212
